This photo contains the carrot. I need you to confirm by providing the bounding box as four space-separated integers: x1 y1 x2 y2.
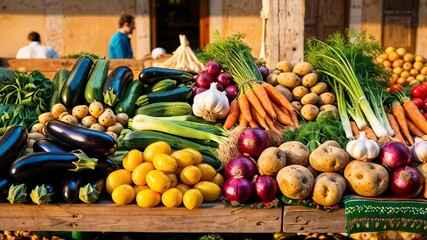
239 112 248 128
273 122 287 131
271 102 292 126
250 104 269 130
238 94 252 122
262 82 294 112
361 126 378 141
386 113 406 143
245 88 266 118
392 101 414 145
223 99 240 130
252 83 276 119
248 119 260 128
407 120 425 138
350 121 360 139
288 110 300 128
264 114 278 132
402 99 427 135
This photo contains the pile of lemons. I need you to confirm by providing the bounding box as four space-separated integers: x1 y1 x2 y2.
106 141 224 209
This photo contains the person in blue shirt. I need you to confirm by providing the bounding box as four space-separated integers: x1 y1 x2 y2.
109 14 135 59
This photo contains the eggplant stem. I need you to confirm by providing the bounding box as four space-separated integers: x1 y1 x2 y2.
79 183 100 204
70 150 98 172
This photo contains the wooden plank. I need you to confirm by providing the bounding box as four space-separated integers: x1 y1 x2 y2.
416 0 427 56
0 201 282 233
283 206 346 233
135 0 151 59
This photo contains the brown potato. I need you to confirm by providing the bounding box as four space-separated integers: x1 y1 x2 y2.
292 86 309 101
312 172 346 206
72 105 89 119
344 160 389 197
60 115 78 125
51 103 67 118
277 72 301 88
275 85 293 102
417 163 427 198
310 82 328 95
309 140 349 172
292 62 313 76
300 93 319 105
276 60 293 72
105 131 118 141
58 111 70 120
89 101 104 118
276 165 314 199
31 123 45 133
257 147 287 177
317 92 336 105
81 115 98 128
279 141 310 167
98 109 116 127
300 104 319 121
115 113 129 127
301 72 318 88
291 101 303 113
107 122 124 135
38 112 55 124
265 73 279 86
90 123 106 132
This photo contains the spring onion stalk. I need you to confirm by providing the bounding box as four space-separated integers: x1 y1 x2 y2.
333 81 353 139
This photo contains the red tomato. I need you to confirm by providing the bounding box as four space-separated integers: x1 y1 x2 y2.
390 84 404 94
411 85 427 99
423 99 427 112
412 98 424 108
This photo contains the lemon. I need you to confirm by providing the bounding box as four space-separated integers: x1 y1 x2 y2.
146 170 171 193
176 183 191 194
193 181 222 202
166 173 178 187
132 162 155 186
182 148 203 165
122 149 144 172
210 173 225 187
153 153 177 173
111 184 135 205
106 169 132 194
195 163 217 181
136 189 161 208
179 166 202 185
171 149 195 168
161 188 183 208
143 141 172 163
183 189 204 209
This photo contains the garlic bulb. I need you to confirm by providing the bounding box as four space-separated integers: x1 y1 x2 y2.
345 131 380 161
192 82 230 122
412 137 427 163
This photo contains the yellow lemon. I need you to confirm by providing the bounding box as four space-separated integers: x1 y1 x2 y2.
182 148 203 165
210 173 225 187
146 170 171 193
143 141 172 163
122 149 144 172
132 162 155 186
136 189 161 208
179 166 202 185
195 163 217 181
176 183 191 194
161 188 183 208
133 185 149 195
193 181 222 202
153 153 177 173
183 189 204 209
166 173 178 187
171 149 195 168
111 184 135 205
106 169 132 194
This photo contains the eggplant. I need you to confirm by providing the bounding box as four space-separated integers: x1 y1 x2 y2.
96 157 119 175
0 177 11 202
0 125 28 172
138 67 196 85
9 151 97 181
79 171 106 203
103 66 133 107
45 120 117 156
62 171 89 203
33 138 68 153
60 56 93 108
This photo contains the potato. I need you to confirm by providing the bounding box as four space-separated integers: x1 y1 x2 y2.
279 141 310 166
28 132 45 141
317 92 336 105
300 104 319 121
98 109 116 127
105 131 118 141
58 111 70 120
276 165 314 199
51 103 67 118
277 72 300 88
275 85 292 102
417 163 427 198
115 113 129 127
310 82 328 95
317 104 338 120
89 101 104 118
312 172 346 206
265 73 279 86
344 160 389 197
291 101 303 113
27 139 36 149
300 93 318 105
31 123 45 133
276 60 293 72
81 115 98 128
292 86 309 101
38 112 55 124
90 123 106 132
292 62 313 76
72 105 89 119
301 72 318 88
257 147 287 176
309 140 349 172
60 115 78 125
107 122 124 135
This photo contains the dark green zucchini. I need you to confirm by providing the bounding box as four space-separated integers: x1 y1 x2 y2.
114 80 145 117
49 69 70 110
151 79 177 93
85 58 110 103
135 86 192 106
103 66 134 107
60 56 93 108
0 125 28 172
138 67 195 85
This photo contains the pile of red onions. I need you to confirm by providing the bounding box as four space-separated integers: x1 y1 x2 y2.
237 128 270 158
379 142 412 170
390 166 422 198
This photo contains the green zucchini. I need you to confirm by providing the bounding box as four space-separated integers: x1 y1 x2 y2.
135 86 192 106
84 58 110 103
151 79 177 93
114 80 145 117
135 102 192 117
49 69 70 110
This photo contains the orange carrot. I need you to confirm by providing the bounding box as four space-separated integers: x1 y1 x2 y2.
288 110 300 128
402 99 427 135
392 101 414 145
245 88 266 118
407 120 425 138
250 104 269 130
223 99 240 130
238 94 252 122
264 114 278 132
239 112 248 128
248 119 260 128
252 83 276 119
386 113 406 143
361 126 378 141
271 102 292 126
350 121 360 139
262 82 294 112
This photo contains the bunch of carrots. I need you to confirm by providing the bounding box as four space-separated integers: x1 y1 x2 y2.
223 81 298 131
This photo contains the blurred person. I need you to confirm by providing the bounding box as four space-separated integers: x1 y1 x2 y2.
109 14 135 59
16 31 59 59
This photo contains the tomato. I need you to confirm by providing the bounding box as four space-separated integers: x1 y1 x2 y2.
423 99 427 112
390 84 404 94
411 98 424 108
143 141 172 163
122 149 144 172
132 162 155 186
111 184 135 205
411 85 427 99
106 169 132 194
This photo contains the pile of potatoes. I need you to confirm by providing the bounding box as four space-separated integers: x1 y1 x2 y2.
33 101 129 142
266 61 337 121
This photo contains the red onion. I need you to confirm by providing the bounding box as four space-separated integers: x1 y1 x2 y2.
390 166 422 198
193 87 208 96
216 72 233 88
258 66 269 80
379 142 412 170
195 72 214 88
205 61 222 76
253 175 279 202
223 176 253 203
224 85 239 101
224 155 258 179
237 128 270 158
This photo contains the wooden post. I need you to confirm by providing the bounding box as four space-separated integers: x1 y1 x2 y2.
135 0 151 59
45 0 64 56
209 0 223 42
416 0 427 56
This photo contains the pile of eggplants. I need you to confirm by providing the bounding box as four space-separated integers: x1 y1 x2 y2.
0 120 119 204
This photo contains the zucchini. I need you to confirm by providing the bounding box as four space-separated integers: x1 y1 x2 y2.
114 80 145 117
103 66 134 107
151 79 177 93
136 86 192 106
49 69 70 110
85 58 110 103
135 102 192 117
138 67 195 85
60 56 93 108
